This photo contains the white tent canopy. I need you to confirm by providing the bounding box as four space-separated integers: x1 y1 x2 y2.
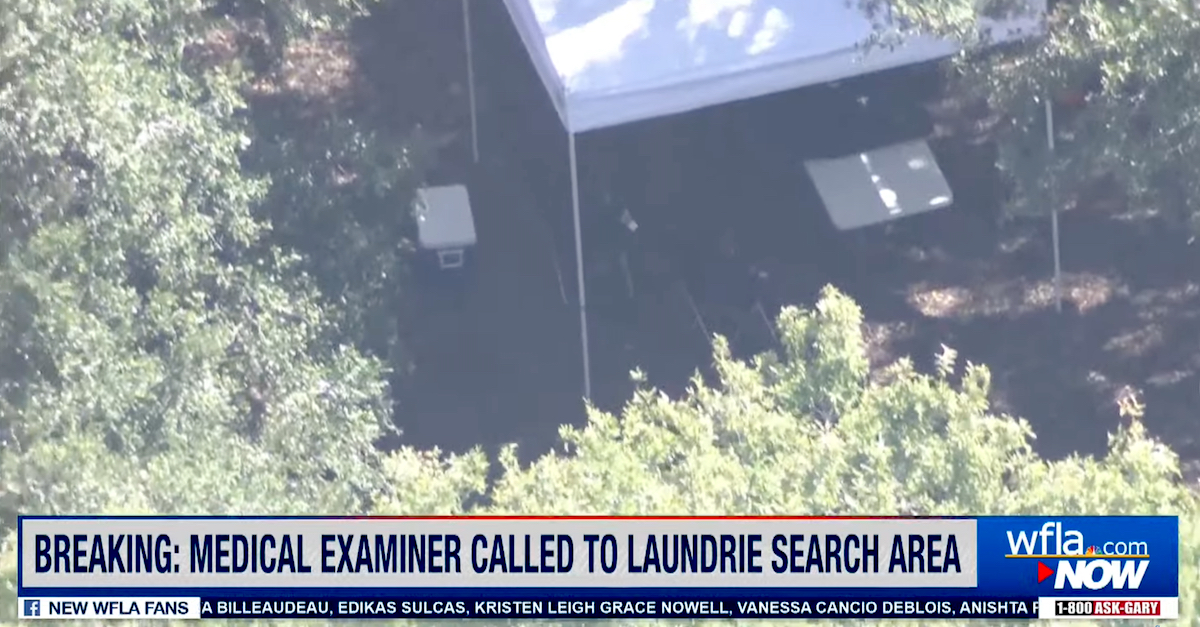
482 0 1045 398
500 0 1043 133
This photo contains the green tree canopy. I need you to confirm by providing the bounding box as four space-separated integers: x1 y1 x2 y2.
0 0 426 521
488 288 1189 519
878 0 1200 232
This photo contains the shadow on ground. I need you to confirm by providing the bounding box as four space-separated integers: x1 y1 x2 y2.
875 208 1200 461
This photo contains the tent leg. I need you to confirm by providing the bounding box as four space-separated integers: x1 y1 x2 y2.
463 0 479 163
569 132 592 400
1045 99 1062 313
680 283 710 341
1052 206 1062 312
754 301 778 344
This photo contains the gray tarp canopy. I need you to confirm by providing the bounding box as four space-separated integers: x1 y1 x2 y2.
461 0 1045 398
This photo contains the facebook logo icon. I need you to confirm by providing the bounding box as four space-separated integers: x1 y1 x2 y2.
23 599 40 617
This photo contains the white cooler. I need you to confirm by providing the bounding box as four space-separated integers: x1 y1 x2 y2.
415 185 478 271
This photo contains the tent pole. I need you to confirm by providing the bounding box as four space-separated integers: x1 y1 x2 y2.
1045 99 1061 313
569 132 592 400
462 0 479 163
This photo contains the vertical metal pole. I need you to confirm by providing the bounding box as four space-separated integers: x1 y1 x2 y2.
569 132 592 399
1045 99 1062 313
463 0 479 163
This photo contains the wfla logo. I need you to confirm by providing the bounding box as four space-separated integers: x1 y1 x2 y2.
22 599 40 618
1006 521 1150 591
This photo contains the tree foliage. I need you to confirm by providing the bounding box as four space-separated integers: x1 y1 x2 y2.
244 96 421 372
878 0 1200 232
0 0 422 521
491 288 1188 519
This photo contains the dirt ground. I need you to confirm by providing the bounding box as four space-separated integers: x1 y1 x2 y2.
359 0 1200 465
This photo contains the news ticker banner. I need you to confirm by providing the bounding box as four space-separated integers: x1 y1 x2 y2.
17 515 1178 621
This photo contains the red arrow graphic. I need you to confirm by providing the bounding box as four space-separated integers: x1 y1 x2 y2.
1037 561 1055 583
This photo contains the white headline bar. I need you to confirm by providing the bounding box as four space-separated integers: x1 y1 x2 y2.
21 517 978 588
